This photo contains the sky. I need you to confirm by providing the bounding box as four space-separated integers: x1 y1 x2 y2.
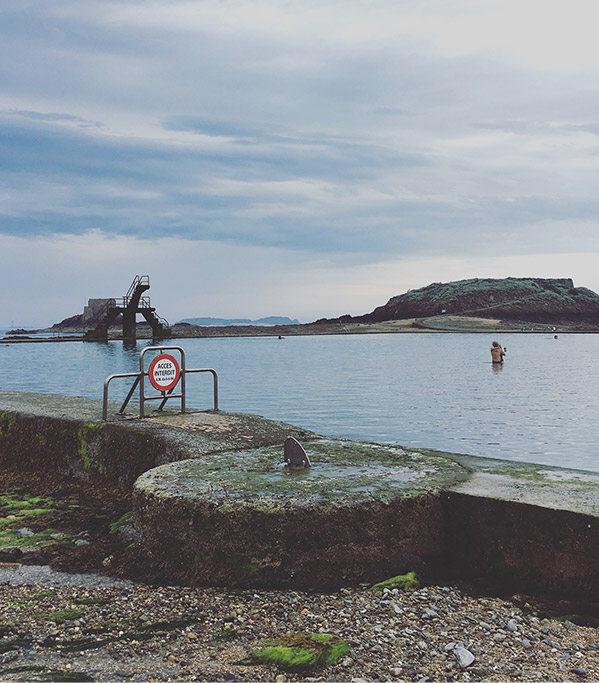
3 0 599 328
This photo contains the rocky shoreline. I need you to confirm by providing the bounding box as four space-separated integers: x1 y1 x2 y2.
1 577 598 681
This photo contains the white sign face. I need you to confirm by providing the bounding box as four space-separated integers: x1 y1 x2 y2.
149 353 180 392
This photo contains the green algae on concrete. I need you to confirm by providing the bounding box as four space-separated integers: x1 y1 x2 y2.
0 412 16 437
135 439 469 509
245 632 350 672
77 423 107 475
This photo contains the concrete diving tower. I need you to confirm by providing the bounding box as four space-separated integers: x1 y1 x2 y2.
84 275 171 342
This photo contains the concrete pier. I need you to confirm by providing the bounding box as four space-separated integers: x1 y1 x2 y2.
1 390 598 596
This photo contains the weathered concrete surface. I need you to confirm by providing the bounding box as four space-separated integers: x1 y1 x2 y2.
133 440 470 588
426 451 599 597
0 391 317 488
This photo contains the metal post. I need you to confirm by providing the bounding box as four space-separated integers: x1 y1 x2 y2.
119 374 140 415
139 349 146 418
181 346 186 414
102 371 141 421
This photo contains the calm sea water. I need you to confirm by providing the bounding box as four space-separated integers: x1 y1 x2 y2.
1 333 598 471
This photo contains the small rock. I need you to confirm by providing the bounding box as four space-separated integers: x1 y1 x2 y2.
0 651 18 664
521 638 532 649
494 632 507 642
75 539 90 547
454 646 475 669
275 675 287 683
571 669 587 678
16 527 34 537
423 609 438 619
341 657 353 667
507 619 518 632
0 547 23 561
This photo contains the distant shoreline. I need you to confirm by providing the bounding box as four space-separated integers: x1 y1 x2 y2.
3 314 598 343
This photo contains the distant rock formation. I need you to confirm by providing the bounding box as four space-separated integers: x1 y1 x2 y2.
333 278 599 324
178 316 300 327
49 314 84 330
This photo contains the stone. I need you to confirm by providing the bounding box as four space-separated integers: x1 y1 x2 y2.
0 547 23 562
454 646 475 669
0 651 18 664
507 619 518 632
283 437 311 467
571 669 587 678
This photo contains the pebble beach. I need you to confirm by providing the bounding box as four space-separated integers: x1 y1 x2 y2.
1 578 598 681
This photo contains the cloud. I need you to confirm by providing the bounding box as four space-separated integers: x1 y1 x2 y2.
2 1 599 324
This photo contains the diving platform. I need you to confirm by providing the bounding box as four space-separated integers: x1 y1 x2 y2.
83 275 171 342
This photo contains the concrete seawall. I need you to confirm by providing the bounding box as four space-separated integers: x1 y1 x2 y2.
1 390 598 597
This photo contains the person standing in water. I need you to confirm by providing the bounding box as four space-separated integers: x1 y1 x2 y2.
490 341 506 363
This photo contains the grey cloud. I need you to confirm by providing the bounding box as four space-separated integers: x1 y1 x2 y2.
7 109 102 128
2 1 599 274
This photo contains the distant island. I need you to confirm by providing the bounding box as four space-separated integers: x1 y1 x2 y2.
178 316 300 327
5 277 599 341
322 277 599 329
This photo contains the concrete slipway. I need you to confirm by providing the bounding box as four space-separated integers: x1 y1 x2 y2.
0 390 597 597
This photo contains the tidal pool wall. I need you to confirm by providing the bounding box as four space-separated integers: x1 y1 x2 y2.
1 390 598 596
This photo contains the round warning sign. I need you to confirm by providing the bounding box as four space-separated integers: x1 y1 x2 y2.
148 353 180 392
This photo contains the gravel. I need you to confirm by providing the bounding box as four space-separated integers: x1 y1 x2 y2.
0 580 598 681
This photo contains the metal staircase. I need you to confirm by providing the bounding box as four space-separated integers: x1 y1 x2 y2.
84 275 171 341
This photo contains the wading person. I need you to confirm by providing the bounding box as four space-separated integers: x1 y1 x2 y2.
490 341 506 363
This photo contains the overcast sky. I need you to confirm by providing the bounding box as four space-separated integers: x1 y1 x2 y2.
3 0 599 327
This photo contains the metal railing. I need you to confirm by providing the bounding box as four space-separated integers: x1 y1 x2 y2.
126 274 149 299
102 345 218 421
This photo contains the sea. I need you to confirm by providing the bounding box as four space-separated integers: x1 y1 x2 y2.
1 331 598 472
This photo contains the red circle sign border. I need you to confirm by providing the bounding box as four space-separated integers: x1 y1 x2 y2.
148 353 181 392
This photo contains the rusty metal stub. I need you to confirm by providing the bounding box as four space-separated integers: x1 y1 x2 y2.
284 436 311 467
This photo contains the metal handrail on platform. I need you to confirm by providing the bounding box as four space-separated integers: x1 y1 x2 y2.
102 345 218 421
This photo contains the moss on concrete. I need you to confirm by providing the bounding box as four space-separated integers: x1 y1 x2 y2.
77 423 106 474
0 411 16 437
